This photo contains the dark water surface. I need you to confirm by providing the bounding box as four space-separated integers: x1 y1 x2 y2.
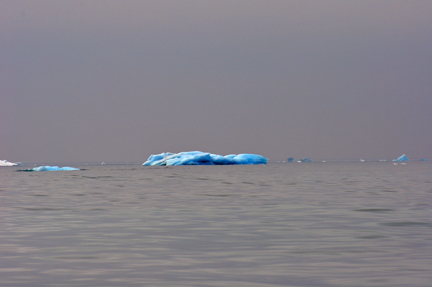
1 162 431 286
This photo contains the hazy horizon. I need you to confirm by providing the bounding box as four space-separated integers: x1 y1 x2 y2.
1 0 431 163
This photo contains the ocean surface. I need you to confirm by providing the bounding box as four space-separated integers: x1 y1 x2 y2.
1 162 431 287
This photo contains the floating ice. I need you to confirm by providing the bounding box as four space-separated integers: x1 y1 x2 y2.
287 157 294 162
393 154 409 162
299 158 312 162
143 151 268 166
0 160 17 166
19 166 80 172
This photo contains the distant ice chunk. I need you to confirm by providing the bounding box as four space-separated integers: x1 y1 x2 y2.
143 151 268 166
287 157 294 162
0 160 17 166
393 154 409 162
20 166 80 171
299 158 312 162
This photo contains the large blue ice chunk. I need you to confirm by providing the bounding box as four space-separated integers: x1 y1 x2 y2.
143 151 268 166
393 154 409 162
30 166 80 171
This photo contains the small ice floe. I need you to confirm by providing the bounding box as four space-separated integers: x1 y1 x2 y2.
18 166 80 172
0 159 18 166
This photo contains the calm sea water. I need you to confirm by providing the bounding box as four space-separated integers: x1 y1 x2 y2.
1 162 431 287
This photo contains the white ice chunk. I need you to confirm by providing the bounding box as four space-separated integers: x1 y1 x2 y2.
0 160 17 166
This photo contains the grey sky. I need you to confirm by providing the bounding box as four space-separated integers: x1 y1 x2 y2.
1 0 431 163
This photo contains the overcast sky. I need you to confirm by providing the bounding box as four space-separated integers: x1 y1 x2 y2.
1 0 431 163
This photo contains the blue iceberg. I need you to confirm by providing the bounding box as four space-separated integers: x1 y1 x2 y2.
393 154 409 162
143 151 268 166
19 166 80 172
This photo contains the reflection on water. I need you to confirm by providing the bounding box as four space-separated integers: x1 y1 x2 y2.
1 162 432 286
